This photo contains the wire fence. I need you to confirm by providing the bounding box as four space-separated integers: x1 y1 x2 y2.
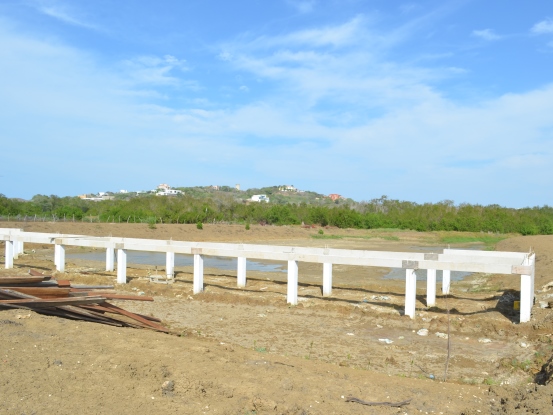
0 215 237 225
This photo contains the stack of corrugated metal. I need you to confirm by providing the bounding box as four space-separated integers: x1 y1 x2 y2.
0 270 168 332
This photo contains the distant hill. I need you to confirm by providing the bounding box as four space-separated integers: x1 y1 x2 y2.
174 185 354 206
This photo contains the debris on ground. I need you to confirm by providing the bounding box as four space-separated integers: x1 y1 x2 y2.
0 269 168 332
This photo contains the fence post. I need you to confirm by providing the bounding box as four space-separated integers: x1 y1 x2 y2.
442 270 451 294
237 256 246 287
287 259 298 305
426 269 436 307
54 240 65 272
117 246 127 284
12 236 19 260
166 251 175 278
193 249 204 293
323 262 332 296
106 246 115 271
520 254 535 323
405 268 416 318
4 238 13 269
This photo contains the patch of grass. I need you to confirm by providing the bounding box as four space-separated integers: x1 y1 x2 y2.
379 235 400 241
440 234 508 249
253 340 267 353
311 234 343 240
483 377 500 385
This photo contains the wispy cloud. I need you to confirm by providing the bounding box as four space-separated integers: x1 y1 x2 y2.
1 7 553 206
471 28 501 41
531 18 553 34
287 0 316 14
33 1 100 30
121 55 189 86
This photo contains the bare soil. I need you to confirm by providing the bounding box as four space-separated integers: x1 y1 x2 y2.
2 222 553 414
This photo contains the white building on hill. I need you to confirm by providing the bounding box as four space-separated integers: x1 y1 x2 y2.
251 194 269 203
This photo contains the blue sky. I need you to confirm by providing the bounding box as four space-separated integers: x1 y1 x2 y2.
1 0 552 207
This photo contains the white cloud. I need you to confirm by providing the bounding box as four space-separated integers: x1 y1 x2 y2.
1 13 553 206
287 0 316 14
32 1 100 31
531 18 553 34
240 15 368 50
121 55 188 86
471 29 501 41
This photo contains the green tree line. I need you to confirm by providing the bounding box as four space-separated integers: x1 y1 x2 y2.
1 194 552 235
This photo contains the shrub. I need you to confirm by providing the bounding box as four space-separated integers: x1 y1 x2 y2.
196 222 203 230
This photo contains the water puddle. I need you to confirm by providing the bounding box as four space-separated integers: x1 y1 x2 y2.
382 244 484 281
67 244 484 280
67 251 285 273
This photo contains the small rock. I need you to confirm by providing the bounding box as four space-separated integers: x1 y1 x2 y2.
478 338 492 343
435 332 448 339
346 333 354 336
378 338 393 344
53 360 63 366
161 380 175 397
138 291 145 296
417 329 429 336
520 342 529 348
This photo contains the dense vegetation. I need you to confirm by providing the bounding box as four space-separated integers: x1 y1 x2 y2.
1 193 552 236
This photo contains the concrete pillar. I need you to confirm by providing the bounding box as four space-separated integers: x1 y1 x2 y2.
193 254 204 294
17 241 24 256
442 269 451 294
323 262 332 297
54 244 60 267
405 268 416 319
237 256 246 287
117 249 127 284
426 269 436 307
13 237 19 260
55 244 65 272
520 254 535 323
166 252 175 278
287 260 298 305
106 247 115 272
5 239 14 269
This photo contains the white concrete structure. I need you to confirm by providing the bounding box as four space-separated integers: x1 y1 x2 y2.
251 194 269 203
0 228 536 322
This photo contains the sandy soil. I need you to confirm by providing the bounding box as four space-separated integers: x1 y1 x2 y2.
1 222 553 414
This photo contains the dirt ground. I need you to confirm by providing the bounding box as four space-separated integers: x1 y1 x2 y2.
2 222 553 414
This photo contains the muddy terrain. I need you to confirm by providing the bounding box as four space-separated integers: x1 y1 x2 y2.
1 222 553 414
